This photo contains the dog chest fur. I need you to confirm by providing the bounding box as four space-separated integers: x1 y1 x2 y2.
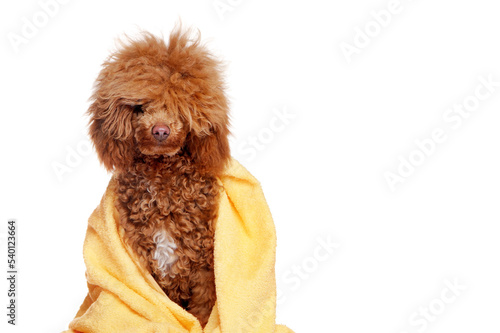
152 229 178 277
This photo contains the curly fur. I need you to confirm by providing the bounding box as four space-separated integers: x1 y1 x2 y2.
87 28 230 327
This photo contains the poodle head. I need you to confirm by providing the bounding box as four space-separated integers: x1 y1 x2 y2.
88 29 230 174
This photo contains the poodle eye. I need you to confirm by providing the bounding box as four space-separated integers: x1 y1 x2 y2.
133 105 144 116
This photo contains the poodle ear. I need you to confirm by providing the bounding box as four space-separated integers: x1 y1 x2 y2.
185 124 230 175
87 101 134 172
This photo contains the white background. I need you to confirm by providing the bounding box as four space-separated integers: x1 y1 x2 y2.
1 0 500 332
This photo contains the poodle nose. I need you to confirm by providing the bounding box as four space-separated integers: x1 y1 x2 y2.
152 124 170 142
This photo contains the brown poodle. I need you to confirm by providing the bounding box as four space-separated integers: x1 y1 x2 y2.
87 28 230 327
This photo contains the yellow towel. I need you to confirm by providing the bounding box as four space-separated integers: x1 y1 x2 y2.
64 159 293 333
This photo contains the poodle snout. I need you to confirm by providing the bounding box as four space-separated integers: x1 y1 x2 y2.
152 124 171 142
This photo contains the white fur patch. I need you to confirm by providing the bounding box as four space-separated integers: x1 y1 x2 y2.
153 230 178 277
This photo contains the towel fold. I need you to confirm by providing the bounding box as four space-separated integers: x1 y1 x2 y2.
64 159 293 333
